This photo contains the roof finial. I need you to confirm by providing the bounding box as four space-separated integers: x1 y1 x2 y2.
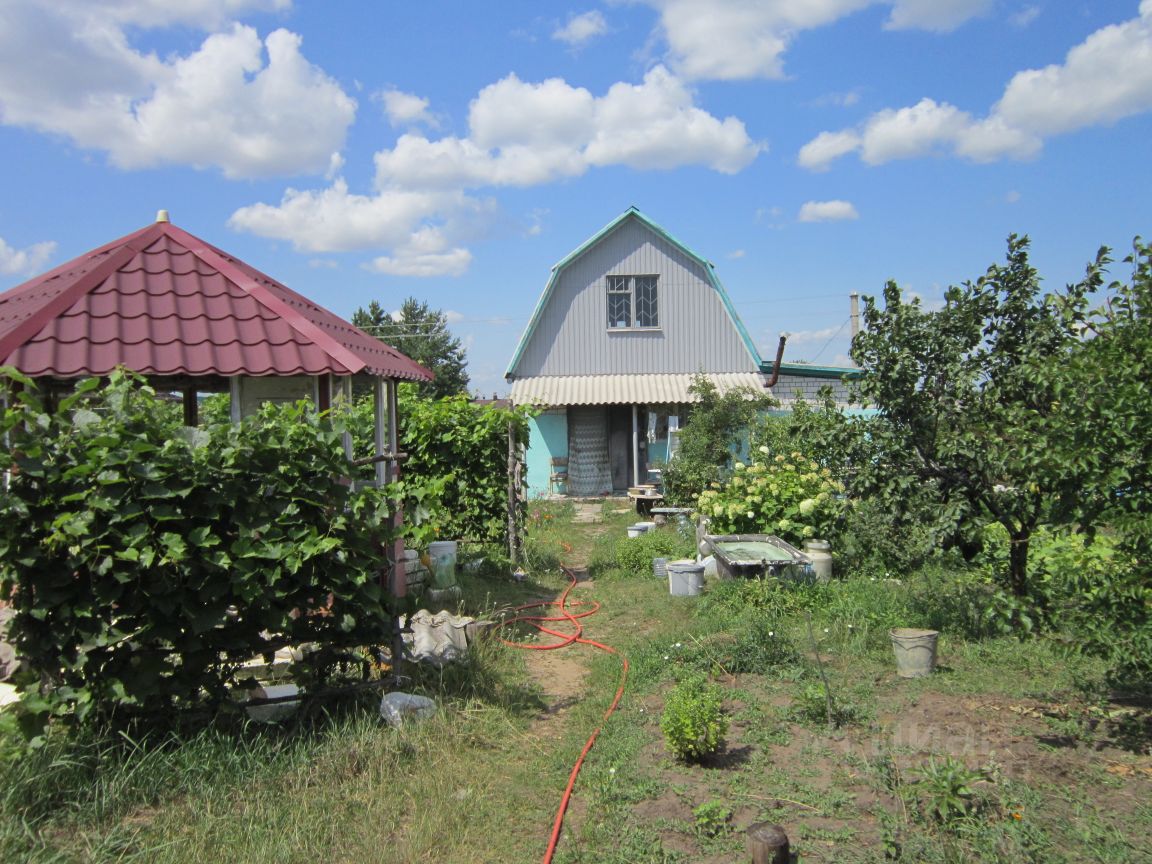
156 209 170 223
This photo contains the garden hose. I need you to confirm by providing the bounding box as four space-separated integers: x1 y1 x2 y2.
497 567 629 864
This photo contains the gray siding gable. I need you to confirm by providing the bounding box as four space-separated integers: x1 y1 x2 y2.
508 214 760 378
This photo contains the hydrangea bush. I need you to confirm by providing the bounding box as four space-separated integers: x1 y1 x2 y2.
695 448 845 545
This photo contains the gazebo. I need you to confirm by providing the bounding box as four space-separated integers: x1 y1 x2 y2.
0 210 432 603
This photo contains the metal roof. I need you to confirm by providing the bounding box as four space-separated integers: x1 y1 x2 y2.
767 361 863 380
0 216 433 381
508 372 768 406
505 207 763 377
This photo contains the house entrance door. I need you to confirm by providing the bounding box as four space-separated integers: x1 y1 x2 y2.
567 406 612 496
607 406 629 491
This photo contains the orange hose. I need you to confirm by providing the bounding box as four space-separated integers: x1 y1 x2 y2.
497 567 630 864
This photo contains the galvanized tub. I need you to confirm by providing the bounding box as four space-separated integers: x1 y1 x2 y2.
704 534 812 581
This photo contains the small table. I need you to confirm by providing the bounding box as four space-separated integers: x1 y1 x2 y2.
627 486 663 515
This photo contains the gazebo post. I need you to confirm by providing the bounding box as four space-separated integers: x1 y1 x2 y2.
182 386 198 427
374 375 408 681
373 376 388 487
228 378 241 423
339 376 353 460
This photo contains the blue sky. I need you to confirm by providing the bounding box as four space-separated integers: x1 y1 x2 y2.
1 0 1149 394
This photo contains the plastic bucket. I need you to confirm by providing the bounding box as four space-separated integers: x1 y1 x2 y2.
627 525 644 539
667 559 704 597
890 628 939 678
428 540 458 589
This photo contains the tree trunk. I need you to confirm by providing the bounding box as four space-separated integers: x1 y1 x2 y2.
1008 529 1030 597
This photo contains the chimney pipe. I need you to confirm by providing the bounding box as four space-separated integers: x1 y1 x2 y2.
764 333 788 388
849 292 860 341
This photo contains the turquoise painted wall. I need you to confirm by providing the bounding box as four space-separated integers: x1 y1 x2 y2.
526 409 568 497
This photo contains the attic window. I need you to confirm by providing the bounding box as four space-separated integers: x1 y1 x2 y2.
606 275 659 328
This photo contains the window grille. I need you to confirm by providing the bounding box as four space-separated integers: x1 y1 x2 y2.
605 275 659 328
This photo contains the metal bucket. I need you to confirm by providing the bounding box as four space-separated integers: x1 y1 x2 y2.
890 628 939 678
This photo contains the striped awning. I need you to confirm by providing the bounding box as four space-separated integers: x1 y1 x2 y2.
507 372 767 406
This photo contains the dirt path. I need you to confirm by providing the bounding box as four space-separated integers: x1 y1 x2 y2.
519 582 599 730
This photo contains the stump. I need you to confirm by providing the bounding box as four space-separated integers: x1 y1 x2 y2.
747 822 789 864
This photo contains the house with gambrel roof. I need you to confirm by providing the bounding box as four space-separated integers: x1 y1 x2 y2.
506 208 864 497
506 207 772 497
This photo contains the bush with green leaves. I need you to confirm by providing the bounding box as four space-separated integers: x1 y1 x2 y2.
695 450 845 546
660 376 772 506
0 371 436 735
692 800 732 838
791 681 867 728
613 528 695 577
350 393 531 546
979 525 1152 688
660 672 728 762
906 757 993 826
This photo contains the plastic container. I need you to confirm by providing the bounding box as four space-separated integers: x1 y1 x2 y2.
652 557 668 579
803 540 833 583
428 540 458 589
403 549 429 592
667 559 705 596
627 525 644 539
890 628 939 678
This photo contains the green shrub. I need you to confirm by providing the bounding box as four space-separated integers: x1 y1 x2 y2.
349 393 532 545
695 450 845 546
834 494 937 576
660 672 728 762
0 371 440 735
692 799 732 838
791 681 867 728
613 529 695 577
906 757 993 825
660 376 771 506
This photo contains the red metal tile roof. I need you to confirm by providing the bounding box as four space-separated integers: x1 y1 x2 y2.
0 218 433 381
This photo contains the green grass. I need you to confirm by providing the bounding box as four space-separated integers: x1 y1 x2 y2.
2 502 1148 863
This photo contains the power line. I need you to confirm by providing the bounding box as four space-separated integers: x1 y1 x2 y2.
808 318 850 363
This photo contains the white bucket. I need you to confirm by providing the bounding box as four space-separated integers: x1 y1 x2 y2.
428 540 458 589
667 559 705 597
627 525 644 539
636 521 656 533
890 628 939 678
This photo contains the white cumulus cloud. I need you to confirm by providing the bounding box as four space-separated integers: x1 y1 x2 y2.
553 10 609 46
798 3 1152 168
783 324 846 345
380 89 434 127
0 2 355 178
0 236 57 277
798 130 862 170
232 66 761 276
859 98 973 163
798 200 859 222
638 0 990 81
885 0 992 32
